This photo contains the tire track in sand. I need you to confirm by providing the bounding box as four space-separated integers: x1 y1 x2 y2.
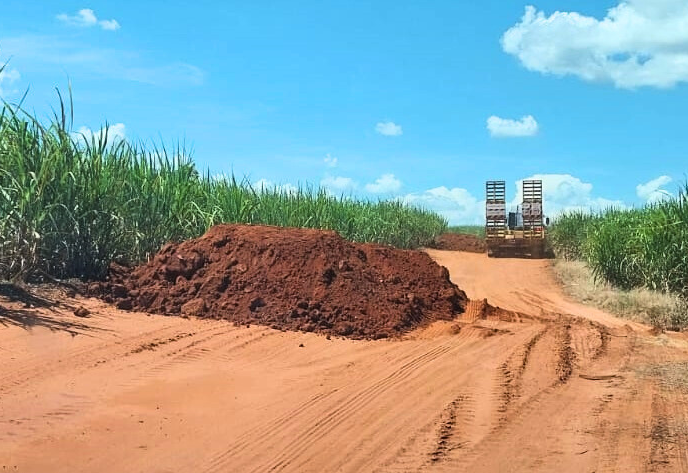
205 341 460 473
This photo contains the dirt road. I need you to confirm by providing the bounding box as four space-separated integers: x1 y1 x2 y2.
2 251 687 472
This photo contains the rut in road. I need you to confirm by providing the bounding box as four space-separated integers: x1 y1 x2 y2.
1 250 687 472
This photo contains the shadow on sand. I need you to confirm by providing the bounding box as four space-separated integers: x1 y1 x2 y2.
0 283 99 335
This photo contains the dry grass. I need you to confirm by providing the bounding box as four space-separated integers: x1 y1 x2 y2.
552 259 688 331
637 362 688 393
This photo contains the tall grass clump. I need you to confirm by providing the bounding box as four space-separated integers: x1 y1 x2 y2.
551 187 688 298
632 186 688 295
0 95 446 281
548 210 598 261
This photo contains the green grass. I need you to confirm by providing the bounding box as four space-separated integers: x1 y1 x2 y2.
446 225 485 238
0 90 447 281
549 188 688 328
547 210 599 261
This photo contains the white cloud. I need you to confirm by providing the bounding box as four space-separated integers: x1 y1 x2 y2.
365 174 402 194
502 2 688 88
57 9 98 27
0 35 203 86
57 9 120 31
324 153 338 167
402 186 484 225
320 175 357 194
513 174 625 217
487 115 539 137
636 175 673 202
0 66 20 98
75 123 126 144
375 121 403 136
402 174 624 225
99 19 121 31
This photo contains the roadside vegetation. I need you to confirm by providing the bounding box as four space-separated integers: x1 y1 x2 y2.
0 94 446 281
447 225 485 238
551 259 687 331
549 189 688 330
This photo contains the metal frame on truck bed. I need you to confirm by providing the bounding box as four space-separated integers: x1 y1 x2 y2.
485 179 546 258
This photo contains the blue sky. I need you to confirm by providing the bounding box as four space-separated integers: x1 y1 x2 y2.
1 0 687 223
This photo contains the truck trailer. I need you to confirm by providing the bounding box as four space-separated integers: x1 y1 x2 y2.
485 179 547 258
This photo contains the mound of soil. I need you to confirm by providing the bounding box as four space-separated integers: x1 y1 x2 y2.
95 224 467 339
431 233 486 253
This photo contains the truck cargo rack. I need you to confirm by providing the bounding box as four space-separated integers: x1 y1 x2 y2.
485 179 546 258
521 179 544 239
485 180 507 239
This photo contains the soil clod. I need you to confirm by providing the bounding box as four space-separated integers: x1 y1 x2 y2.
73 306 90 318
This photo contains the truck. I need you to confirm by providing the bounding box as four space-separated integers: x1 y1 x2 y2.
485 179 547 258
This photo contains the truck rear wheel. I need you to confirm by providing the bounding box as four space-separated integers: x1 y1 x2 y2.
531 244 544 259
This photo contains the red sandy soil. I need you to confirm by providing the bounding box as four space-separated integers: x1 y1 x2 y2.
431 233 487 253
94 224 467 339
1 250 688 472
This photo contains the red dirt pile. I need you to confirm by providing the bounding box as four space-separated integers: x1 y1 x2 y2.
96 224 467 339
431 233 486 253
